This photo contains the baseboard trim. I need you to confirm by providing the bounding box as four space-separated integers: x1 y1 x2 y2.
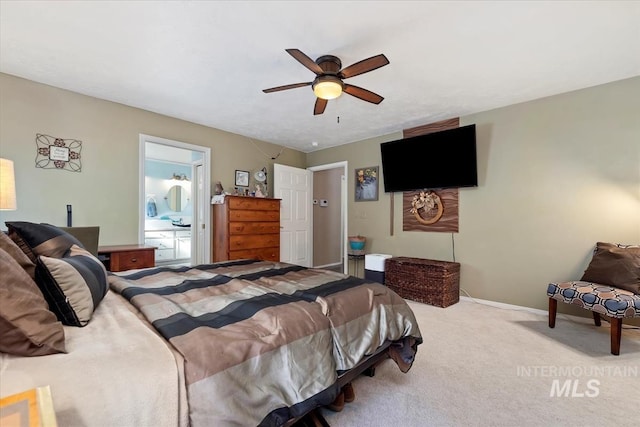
459 295 549 316
314 262 342 269
456 293 640 329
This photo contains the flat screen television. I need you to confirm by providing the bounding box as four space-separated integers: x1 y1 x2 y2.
380 124 478 192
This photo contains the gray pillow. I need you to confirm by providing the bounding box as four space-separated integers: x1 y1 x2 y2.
6 221 84 263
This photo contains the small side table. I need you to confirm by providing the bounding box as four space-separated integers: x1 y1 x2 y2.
347 249 365 278
98 244 156 272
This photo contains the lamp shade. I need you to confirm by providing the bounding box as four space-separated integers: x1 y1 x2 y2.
0 158 17 210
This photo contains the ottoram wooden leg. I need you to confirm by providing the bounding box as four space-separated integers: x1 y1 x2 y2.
548 298 557 328
592 312 602 327
610 317 622 356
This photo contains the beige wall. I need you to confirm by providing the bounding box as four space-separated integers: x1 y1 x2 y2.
307 77 640 313
0 73 305 246
313 168 343 267
2 72 638 314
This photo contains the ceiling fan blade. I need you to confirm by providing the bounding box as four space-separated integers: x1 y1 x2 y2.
286 48 324 75
263 82 312 93
339 54 389 79
314 98 328 115
343 84 384 104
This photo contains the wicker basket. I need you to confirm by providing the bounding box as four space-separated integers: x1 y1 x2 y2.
384 257 460 307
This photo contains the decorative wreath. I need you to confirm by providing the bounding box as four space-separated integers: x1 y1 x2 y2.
409 190 443 225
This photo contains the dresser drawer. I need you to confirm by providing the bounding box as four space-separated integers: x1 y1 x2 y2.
229 221 280 235
229 210 280 222
230 234 279 250
228 197 279 211
230 247 279 262
110 249 155 272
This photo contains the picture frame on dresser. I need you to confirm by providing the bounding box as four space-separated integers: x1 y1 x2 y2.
235 170 249 187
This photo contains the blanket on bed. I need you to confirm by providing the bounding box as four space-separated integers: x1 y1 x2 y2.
109 260 422 427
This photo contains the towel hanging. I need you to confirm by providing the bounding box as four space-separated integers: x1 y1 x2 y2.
146 196 157 217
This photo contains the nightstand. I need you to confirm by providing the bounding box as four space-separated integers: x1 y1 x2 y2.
98 244 156 272
347 249 365 278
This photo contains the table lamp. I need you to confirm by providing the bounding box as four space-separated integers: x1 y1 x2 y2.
0 158 17 210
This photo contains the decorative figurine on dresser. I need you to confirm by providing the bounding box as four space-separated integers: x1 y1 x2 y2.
211 195 280 262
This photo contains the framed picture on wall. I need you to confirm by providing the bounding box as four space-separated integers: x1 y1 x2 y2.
235 170 249 187
355 166 379 202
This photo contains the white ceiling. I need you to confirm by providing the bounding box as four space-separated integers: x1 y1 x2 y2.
1 1 639 153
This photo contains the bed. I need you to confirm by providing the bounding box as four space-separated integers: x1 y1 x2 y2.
1 222 422 427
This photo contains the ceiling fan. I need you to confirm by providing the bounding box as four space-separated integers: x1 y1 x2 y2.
263 49 389 115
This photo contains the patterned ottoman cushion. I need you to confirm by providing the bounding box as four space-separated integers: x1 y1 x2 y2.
547 281 640 319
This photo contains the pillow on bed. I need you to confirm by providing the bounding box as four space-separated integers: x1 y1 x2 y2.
6 221 84 263
0 231 36 278
35 245 109 327
0 248 66 356
581 242 640 294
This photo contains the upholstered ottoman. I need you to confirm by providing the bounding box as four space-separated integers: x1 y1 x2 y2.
547 281 640 355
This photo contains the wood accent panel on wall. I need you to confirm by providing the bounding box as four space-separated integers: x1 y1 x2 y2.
402 117 460 233
403 117 459 139
402 188 459 232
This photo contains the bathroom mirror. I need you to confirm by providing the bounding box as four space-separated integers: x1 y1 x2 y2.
166 185 189 212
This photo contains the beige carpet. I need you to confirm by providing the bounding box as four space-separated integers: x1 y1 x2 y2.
322 298 640 426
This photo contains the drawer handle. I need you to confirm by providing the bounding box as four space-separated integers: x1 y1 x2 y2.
130 258 137 263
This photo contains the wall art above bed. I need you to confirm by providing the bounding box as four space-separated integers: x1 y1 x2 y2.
35 133 82 172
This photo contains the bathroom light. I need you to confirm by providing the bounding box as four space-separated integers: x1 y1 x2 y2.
312 76 343 100
171 173 189 181
0 158 17 210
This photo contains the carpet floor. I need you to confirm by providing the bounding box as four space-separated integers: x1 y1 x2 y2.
321 298 640 426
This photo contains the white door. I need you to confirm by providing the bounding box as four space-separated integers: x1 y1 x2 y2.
273 164 312 267
193 162 206 265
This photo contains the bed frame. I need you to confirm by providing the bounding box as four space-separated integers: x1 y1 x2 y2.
286 341 392 426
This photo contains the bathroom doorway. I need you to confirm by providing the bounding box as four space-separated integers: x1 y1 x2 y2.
139 134 211 265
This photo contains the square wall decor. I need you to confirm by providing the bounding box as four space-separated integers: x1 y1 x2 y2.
35 134 82 172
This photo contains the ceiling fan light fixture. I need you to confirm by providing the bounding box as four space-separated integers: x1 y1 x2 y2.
263 49 389 115
312 76 343 100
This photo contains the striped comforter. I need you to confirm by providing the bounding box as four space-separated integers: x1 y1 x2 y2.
109 260 422 426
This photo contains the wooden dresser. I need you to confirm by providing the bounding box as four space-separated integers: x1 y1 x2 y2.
212 196 281 262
